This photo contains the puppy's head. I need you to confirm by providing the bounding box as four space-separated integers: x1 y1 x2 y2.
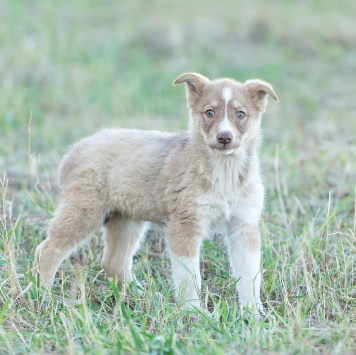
174 73 278 155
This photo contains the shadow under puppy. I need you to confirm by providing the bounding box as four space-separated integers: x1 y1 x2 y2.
34 72 278 317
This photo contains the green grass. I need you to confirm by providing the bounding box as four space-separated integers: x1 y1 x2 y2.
1 0 355 353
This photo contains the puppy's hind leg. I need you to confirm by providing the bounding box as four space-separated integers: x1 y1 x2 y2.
34 196 104 289
101 214 146 283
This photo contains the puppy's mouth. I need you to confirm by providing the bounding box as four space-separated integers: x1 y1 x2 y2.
210 144 239 154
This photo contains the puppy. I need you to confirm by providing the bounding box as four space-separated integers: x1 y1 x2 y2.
34 73 278 316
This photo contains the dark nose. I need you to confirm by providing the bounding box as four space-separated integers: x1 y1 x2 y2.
217 132 233 145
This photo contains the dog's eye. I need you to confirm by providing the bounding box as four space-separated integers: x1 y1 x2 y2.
205 109 214 118
237 111 245 119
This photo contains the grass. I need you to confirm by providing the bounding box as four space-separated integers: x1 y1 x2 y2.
1 0 355 353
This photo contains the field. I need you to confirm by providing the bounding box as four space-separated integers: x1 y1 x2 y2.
0 0 355 353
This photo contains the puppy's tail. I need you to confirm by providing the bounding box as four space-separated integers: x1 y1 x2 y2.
58 144 83 188
58 153 75 188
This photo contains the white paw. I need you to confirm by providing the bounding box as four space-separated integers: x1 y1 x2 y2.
179 298 201 311
240 302 265 321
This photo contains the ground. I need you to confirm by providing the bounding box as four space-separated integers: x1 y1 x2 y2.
0 0 355 353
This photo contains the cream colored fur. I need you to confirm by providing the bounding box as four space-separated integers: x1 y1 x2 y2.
33 73 278 316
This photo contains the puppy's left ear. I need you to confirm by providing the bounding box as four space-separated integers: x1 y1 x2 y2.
245 79 279 102
173 72 209 98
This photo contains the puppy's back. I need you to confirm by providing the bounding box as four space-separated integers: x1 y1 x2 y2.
58 128 187 188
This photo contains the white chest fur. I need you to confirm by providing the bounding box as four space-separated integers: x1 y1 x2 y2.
197 152 251 233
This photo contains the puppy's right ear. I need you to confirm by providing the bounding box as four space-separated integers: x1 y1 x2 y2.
173 72 209 98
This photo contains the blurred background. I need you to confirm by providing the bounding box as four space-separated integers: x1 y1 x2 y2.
0 0 355 228
0 2 355 351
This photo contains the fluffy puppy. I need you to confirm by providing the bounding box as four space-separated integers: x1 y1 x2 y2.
34 73 278 316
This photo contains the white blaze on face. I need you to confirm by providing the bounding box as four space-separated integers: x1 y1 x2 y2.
219 87 233 133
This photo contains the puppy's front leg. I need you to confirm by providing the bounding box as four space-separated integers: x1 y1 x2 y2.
227 223 264 316
168 221 202 309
